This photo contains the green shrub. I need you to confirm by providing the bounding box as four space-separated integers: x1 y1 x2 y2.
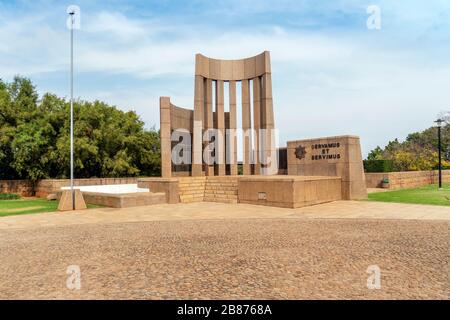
437 162 450 170
0 193 21 200
364 159 394 172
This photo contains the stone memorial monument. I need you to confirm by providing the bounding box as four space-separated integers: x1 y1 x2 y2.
146 51 367 208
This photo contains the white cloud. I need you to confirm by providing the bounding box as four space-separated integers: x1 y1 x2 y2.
85 11 148 39
1 4 450 156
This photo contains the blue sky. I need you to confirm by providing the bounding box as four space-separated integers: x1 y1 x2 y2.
1 0 450 157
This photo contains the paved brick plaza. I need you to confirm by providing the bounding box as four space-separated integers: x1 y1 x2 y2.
0 202 448 299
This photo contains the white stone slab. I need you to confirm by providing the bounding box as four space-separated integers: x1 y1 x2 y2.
61 184 149 194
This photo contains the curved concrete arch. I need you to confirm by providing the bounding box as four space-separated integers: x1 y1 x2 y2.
195 51 271 81
160 51 276 178
192 51 275 177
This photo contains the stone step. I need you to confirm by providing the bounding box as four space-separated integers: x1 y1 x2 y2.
203 198 237 204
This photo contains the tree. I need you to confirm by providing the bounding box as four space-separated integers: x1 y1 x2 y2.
0 76 161 180
366 121 450 171
367 146 383 160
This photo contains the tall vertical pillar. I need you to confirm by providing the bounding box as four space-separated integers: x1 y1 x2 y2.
261 72 275 174
253 77 261 175
228 80 238 175
215 80 225 175
192 75 204 176
160 97 172 178
204 78 214 176
241 79 252 175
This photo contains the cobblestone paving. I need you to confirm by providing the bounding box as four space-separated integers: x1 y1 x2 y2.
0 218 448 299
1 201 449 231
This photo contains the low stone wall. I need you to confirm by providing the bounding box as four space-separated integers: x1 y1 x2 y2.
0 180 34 196
138 175 340 208
1 178 140 197
35 178 139 197
365 170 450 189
137 178 179 204
238 175 342 208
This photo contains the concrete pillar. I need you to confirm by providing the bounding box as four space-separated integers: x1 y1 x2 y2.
241 79 251 175
228 80 238 175
192 75 204 176
252 77 261 175
204 78 214 176
160 96 171 178
215 80 226 175
261 73 275 174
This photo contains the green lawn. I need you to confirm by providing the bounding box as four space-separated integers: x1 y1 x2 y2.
368 183 450 206
0 198 101 217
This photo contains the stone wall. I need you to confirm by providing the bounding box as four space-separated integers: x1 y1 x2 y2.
365 170 450 189
137 178 179 204
0 180 34 196
1 178 139 197
139 175 338 208
287 135 367 200
238 175 342 208
35 178 138 197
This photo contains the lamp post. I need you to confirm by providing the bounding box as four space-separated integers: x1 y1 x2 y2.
435 118 444 190
69 10 75 209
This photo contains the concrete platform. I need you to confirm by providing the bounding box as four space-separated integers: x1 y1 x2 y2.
138 175 347 208
82 191 166 208
238 175 342 208
57 184 166 208
61 184 149 194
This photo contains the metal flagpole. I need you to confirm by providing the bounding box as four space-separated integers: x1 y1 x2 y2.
438 121 442 189
70 11 75 210
435 118 444 190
